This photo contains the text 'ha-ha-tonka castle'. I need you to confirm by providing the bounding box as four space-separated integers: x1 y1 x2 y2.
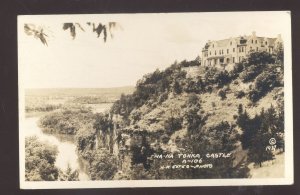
201 31 283 70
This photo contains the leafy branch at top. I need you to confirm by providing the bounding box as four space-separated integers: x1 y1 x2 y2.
24 22 123 46
24 24 49 46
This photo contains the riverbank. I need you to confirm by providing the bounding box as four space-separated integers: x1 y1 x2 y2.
24 116 90 180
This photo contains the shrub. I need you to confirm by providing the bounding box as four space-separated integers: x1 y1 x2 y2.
255 71 278 95
233 80 239 85
218 89 227 100
211 102 216 107
215 70 231 88
248 90 260 102
161 134 170 144
158 92 168 103
173 81 183 94
164 117 183 134
240 65 261 82
248 70 279 102
235 90 246 99
247 51 275 67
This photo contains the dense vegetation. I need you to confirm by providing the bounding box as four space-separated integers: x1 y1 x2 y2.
39 106 94 135
25 136 59 181
25 136 80 181
35 48 284 180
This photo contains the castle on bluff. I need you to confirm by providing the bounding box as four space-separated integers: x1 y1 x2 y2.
201 31 283 70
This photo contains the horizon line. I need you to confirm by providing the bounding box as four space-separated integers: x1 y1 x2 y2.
24 85 135 90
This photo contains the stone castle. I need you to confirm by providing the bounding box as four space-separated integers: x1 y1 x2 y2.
201 31 283 70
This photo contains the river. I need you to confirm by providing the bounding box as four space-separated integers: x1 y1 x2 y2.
24 117 90 180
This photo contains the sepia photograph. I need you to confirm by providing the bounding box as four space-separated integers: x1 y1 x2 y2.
18 11 293 188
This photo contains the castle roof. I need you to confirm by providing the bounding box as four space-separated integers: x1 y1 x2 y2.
203 35 278 49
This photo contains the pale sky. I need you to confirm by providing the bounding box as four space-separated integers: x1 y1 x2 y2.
18 11 291 88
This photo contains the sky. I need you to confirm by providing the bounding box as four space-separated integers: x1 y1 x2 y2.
18 11 291 88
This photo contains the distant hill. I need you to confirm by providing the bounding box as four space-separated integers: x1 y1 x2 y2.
25 86 135 97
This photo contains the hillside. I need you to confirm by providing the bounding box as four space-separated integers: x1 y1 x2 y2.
37 51 285 180
107 51 284 179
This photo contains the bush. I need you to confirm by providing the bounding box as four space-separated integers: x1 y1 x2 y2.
235 90 246 99
255 71 279 95
211 102 216 107
248 90 260 102
240 65 261 82
173 81 182 94
158 92 168 103
247 51 275 67
215 70 231 88
231 62 244 75
248 70 279 102
218 89 227 100
161 134 170 144
164 117 182 134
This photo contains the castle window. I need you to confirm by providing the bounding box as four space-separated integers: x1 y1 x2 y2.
252 40 253 44
265 41 268 45
215 51 216 55
255 40 257 44
213 44 214 48
230 41 232 45
210 51 211 56
233 48 235 52
227 49 229 54
250 46 252 51
232 57 235 63
242 47 244 52
256 47 258 51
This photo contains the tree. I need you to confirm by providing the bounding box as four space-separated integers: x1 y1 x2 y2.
88 149 118 180
173 80 182 94
164 114 182 134
247 51 275 67
184 94 207 136
59 164 79 181
275 42 284 64
237 107 275 166
215 70 231 88
218 89 227 100
25 136 59 181
248 109 274 167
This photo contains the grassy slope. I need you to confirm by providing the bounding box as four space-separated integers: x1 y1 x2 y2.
248 153 284 178
125 65 284 174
